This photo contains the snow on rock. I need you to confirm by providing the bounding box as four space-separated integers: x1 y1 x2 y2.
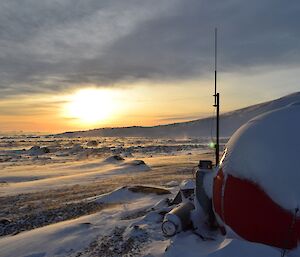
152 198 171 210
121 152 134 158
165 180 179 187
28 146 50 156
120 160 151 172
94 187 142 204
69 144 83 154
32 156 52 162
87 140 98 147
127 185 170 195
223 103 300 211
103 155 125 163
180 179 195 190
127 160 146 166
93 185 171 204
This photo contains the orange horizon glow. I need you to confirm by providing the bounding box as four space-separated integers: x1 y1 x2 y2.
0 81 214 133
0 70 295 134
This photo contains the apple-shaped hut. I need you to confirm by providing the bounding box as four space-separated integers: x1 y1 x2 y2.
213 103 300 253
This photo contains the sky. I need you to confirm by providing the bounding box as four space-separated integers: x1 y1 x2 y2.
0 0 299 133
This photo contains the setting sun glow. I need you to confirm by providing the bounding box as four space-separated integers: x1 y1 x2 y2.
65 89 116 124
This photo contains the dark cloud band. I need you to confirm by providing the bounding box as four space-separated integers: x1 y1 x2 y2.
0 0 299 98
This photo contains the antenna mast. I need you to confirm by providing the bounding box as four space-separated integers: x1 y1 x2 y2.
213 28 220 166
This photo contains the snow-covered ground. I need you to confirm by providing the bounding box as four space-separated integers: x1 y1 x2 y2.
0 136 214 194
0 136 283 256
0 185 279 257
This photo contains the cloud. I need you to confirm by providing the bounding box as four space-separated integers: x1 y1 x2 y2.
157 113 211 123
0 97 67 116
0 0 299 98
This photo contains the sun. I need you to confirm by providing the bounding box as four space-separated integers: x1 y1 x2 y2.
65 89 116 124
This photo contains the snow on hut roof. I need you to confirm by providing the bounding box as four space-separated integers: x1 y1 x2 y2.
222 103 300 211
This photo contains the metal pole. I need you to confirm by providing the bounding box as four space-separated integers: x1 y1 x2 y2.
216 93 220 165
213 28 220 166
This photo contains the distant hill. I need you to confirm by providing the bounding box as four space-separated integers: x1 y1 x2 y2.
55 92 300 138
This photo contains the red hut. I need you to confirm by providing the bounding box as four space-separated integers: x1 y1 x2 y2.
213 103 300 254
